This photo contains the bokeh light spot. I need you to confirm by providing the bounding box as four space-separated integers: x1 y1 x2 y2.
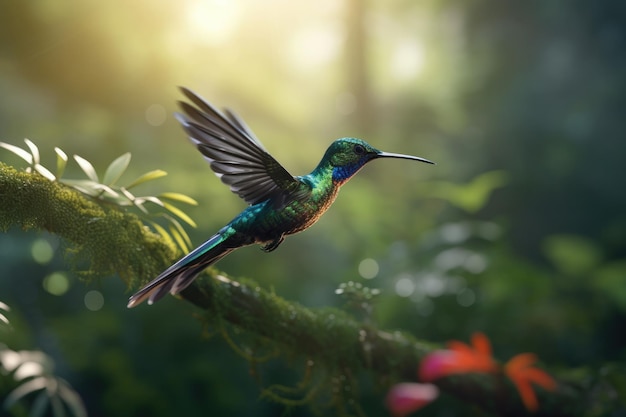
465 254 487 273
457 288 476 307
43 272 69 296
358 258 379 279
419 273 446 297
84 290 104 311
185 0 240 45
145 104 167 126
286 24 343 73
395 275 415 297
31 238 53 264
391 40 425 81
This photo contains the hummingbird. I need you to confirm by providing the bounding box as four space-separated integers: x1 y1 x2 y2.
127 88 434 308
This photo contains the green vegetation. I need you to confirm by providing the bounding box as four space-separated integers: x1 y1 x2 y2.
1 0 625 415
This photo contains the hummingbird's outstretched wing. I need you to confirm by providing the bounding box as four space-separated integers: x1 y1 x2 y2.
176 87 301 205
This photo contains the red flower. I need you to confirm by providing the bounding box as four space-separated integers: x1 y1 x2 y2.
386 383 439 417
419 332 498 381
504 353 557 412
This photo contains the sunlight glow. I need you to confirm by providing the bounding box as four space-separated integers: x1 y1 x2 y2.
391 40 426 81
286 23 344 73
185 0 240 45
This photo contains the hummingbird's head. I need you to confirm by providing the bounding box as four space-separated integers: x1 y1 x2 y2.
323 138 434 183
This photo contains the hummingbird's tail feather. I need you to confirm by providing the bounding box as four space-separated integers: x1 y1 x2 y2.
127 232 234 308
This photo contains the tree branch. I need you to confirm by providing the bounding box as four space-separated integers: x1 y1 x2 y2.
0 163 594 415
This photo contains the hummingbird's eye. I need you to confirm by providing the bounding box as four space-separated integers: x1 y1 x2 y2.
354 144 366 155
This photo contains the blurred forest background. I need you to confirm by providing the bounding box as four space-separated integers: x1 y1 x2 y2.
1 0 625 415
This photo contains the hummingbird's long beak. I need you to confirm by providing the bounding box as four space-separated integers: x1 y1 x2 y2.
376 151 435 165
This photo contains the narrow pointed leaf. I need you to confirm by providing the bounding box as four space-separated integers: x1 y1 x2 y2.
54 148 68 179
125 169 167 190
132 199 149 214
0 313 9 325
35 164 56 181
0 142 33 164
147 221 174 245
30 390 49 417
24 139 40 165
169 224 189 253
61 179 101 196
162 202 197 227
73 155 99 182
3 377 47 408
165 215 192 248
58 380 88 417
158 192 198 206
140 196 164 207
50 394 65 417
102 152 131 186
91 183 119 198
120 187 136 203
0 301 10 311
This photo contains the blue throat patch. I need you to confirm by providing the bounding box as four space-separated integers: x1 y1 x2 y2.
332 162 364 182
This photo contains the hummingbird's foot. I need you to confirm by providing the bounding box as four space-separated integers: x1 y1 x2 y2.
261 235 285 252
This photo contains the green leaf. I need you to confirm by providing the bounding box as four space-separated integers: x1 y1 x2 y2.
73 155 99 182
147 221 174 245
125 169 167 190
102 152 131 186
50 394 64 417
119 187 136 202
0 142 33 164
30 391 49 417
132 200 149 214
62 179 118 198
169 224 189 253
54 147 68 179
4 377 47 408
61 179 101 196
543 234 602 277
35 164 56 181
92 183 119 198
420 170 508 213
162 202 197 227
137 196 164 207
158 192 198 206
58 380 88 417
165 215 192 248
23 139 40 165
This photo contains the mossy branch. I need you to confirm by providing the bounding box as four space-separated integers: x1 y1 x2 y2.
0 163 601 416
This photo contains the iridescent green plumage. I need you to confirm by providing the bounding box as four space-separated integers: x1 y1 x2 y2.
127 88 434 307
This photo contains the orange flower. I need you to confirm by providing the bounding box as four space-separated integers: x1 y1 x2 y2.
416 332 557 413
419 332 498 381
504 353 557 412
386 383 439 417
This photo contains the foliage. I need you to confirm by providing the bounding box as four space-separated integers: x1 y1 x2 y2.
1 0 625 415
0 139 197 253
0 163 175 285
1 345 87 417
0 167 611 416
0 301 86 417
0 301 9 330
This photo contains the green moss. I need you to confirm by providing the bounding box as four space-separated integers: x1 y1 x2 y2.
0 163 176 286
0 163 585 416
